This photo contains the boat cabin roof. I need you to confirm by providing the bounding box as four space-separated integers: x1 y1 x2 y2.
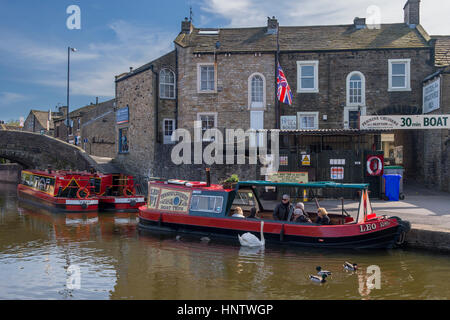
238 181 369 190
23 169 93 179
151 180 233 192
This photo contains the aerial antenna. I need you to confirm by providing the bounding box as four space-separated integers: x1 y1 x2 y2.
189 6 194 23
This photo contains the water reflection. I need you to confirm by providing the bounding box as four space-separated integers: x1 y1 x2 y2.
0 183 449 299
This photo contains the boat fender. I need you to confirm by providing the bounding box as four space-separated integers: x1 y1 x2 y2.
76 187 90 200
81 203 88 209
130 200 136 207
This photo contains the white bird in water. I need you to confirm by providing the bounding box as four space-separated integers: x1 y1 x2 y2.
238 221 265 247
343 261 358 271
200 237 210 242
176 235 181 241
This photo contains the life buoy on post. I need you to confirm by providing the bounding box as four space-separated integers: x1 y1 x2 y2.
76 187 90 199
123 187 136 197
367 155 383 176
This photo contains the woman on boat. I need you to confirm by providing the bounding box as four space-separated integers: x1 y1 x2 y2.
316 208 331 225
292 203 312 223
232 207 245 218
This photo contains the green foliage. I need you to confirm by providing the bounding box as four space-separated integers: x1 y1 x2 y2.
224 174 239 183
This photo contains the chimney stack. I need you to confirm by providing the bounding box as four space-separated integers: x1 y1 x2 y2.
353 17 366 29
404 0 420 27
96 97 99 105
181 17 193 34
267 16 278 34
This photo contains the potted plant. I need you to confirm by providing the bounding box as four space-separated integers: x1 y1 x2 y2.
222 174 239 189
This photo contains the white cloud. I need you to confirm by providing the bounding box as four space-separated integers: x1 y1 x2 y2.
0 20 176 98
0 92 28 104
199 0 450 34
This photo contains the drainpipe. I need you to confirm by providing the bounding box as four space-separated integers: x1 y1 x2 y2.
150 65 159 143
175 47 179 130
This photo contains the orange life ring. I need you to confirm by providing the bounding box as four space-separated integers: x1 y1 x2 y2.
123 187 136 197
76 187 90 199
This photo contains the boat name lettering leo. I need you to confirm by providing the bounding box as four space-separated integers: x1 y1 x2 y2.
360 223 377 233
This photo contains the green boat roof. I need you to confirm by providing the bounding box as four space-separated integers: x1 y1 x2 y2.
238 181 369 189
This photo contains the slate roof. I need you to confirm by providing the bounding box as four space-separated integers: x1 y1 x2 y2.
175 23 430 53
432 36 450 67
28 110 60 130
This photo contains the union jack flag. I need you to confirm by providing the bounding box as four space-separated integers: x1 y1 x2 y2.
277 63 293 105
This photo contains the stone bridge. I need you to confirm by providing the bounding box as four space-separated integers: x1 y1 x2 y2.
0 129 102 171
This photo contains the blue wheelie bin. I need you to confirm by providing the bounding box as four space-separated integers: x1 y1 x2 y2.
383 174 402 201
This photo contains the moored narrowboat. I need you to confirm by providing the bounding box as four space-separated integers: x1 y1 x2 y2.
17 169 99 213
138 179 411 249
89 173 145 212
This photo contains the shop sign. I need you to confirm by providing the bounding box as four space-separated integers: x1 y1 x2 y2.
280 116 297 130
360 115 450 130
157 188 191 213
116 106 129 124
268 172 308 184
423 77 440 114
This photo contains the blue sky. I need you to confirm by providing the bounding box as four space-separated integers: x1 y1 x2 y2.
0 0 449 121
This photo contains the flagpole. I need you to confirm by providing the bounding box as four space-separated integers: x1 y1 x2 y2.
275 22 280 129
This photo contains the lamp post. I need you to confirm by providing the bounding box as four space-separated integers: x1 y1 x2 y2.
66 46 77 142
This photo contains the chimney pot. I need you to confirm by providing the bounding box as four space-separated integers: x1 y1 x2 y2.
181 18 193 34
267 16 278 35
354 17 366 29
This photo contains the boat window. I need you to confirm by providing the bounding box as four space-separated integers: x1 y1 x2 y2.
190 195 223 214
233 190 256 206
89 178 101 194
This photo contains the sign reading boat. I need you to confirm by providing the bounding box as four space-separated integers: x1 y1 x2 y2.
360 115 450 130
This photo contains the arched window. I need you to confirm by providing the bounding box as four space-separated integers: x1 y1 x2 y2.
346 71 365 106
160 69 175 99
248 73 265 109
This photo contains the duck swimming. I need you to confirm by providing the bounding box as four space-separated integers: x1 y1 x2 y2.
310 274 327 283
343 262 358 271
316 266 332 276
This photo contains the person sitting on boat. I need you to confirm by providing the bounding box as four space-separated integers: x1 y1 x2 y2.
247 207 259 219
315 207 331 225
292 202 312 223
292 208 312 223
273 194 294 221
232 207 245 218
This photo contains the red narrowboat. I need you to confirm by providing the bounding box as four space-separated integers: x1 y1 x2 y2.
89 173 145 212
138 179 411 249
17 170 99 213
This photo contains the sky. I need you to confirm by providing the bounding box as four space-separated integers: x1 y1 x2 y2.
0 0 449 121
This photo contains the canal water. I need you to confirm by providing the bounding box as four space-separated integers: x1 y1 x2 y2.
1 182 449 300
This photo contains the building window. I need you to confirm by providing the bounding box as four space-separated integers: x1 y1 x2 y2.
248 74 265 109
346 71 366 106
197 113 217 141
119 127 129 154
297 61 319 93
297 112 319 129
197 63 216 92
388 59 411 91
163 119 175 144
160 69 175 99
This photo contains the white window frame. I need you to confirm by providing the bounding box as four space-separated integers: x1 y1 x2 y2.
197 112 218 141
163 118 175 144
197 63 217 93
297 112 319 130
388 59 411 92
343 106 366 129
248 73 266 110
346 71 366 106
297 61 319 93
159 69 176 99
190 195 224 214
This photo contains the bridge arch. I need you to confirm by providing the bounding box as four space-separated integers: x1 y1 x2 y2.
0 130 99 170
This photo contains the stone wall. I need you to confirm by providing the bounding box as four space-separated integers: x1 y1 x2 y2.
279 49 434 128
80 99 116 158
0 163 21 183
177 46 276 135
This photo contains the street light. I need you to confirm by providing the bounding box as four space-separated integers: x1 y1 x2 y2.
66 46 77 142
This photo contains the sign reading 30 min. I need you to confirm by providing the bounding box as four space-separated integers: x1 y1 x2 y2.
360 115 450 130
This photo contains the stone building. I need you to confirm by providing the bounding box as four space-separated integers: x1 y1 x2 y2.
112 0 449 192
23 108 66 136
54 99 116 158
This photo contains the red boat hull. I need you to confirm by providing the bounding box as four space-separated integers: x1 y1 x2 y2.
98 196 146 212
138 206 409 249
17 184 99 213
